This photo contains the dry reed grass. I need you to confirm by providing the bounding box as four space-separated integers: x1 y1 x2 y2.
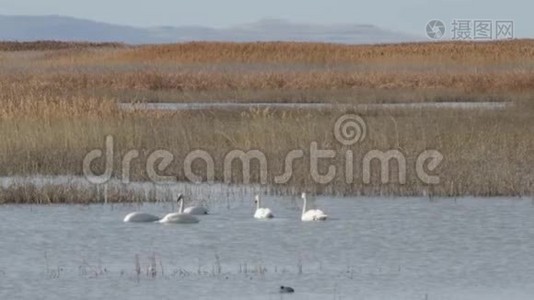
0 41 124 51
0 183 150 204
4 70 531 94
111 40 534 65
0 41 532 202
1 40 533 103
0 92 532 199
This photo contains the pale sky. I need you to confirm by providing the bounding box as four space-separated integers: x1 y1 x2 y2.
0 0 532 37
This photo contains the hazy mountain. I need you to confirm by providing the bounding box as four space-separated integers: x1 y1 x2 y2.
0 15 422 44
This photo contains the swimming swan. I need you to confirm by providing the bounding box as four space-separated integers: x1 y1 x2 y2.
159 194 200 224
123 208 160 223
183 200 209 215
254 195 274 219
300 193 327 221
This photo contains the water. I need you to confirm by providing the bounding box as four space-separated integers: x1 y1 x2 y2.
1 196 534 299
118 102 511 112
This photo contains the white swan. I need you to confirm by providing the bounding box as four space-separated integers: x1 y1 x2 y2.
159 194 200 224
123 207 160 223
254 195 274 219
300 193 327 221
183 200 209 215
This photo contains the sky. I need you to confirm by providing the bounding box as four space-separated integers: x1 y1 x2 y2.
0 0 532 37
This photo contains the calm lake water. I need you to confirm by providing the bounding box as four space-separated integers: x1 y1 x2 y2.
1 196 534 299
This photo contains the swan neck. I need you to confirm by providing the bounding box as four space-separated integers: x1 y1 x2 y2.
256 197 260 210
179 199 184 213
302 195 307 216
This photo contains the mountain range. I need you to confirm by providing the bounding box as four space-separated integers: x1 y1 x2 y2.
0 15 423 44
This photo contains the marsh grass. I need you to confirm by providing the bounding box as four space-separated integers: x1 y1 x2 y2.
1 40 534 103
0 41 533 202
110 40 534 65
0 183 145 204
0 104 532 201
0 41 124 51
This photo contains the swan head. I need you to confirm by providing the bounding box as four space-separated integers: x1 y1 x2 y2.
254 194 260 203
301 192 307 199
176 193 183 202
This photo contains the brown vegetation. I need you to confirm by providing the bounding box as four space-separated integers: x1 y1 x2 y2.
0 40 533 203
1 40 533 103
0 41 125 51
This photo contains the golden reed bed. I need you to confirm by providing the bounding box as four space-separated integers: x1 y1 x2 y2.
0 40 532 202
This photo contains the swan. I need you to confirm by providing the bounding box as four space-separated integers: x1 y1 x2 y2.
159 194 200 224
183 199 209 215
300 193 327 221
123 207 160 223
254 195 274 219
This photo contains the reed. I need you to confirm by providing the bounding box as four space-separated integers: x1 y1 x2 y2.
0 40 532 203
0 41 124 51
1 40 533 103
